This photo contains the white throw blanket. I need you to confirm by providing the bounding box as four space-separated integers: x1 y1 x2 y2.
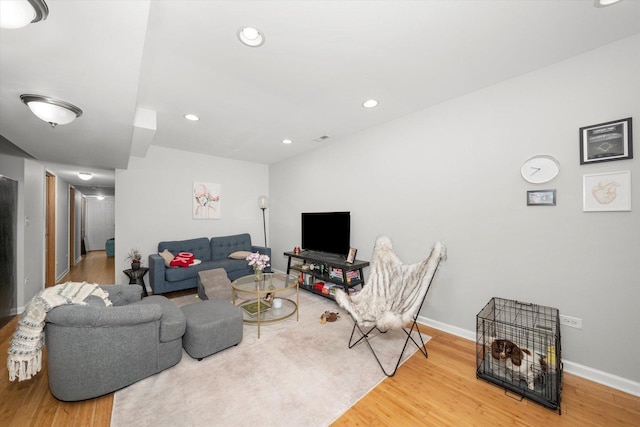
335 236 446 330
7 281 112 382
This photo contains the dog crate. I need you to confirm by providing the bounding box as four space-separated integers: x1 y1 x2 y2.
476 297 562 413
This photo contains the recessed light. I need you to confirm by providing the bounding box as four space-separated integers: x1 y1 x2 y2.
282 139 293 145
78 172 93 181
184 114 199 121
237 27 265 47
362 99 379 108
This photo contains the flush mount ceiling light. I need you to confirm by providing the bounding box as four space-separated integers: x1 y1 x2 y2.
20 94 83 127
362 99 379 108
281 139 292 145
237 27 265 47
594 0 623 6
184 113 200 121
77 172 93 181
0 0 48 29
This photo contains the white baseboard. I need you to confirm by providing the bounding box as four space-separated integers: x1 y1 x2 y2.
418 315 640 397
562 360 640 397
56 269 69 283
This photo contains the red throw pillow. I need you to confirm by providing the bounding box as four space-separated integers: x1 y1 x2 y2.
170 252 195 267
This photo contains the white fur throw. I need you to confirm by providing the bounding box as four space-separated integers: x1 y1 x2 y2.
7 281 112 382
335 236 446 330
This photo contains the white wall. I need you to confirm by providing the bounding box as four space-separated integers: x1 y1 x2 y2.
85 197 115 251
23 159 45 305
53 174 69 281
115 145 269 284
270 35 640 390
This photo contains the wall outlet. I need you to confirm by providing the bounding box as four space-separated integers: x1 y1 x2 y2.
560 314 582 329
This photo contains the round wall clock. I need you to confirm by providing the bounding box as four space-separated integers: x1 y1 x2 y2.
520 155 560 184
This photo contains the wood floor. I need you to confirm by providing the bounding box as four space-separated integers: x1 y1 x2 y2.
1 251 639 426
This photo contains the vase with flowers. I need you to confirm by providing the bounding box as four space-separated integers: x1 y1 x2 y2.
246 252 270 281
126 248 142 270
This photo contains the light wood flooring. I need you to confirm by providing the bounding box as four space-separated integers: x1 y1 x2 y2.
1 251 639 426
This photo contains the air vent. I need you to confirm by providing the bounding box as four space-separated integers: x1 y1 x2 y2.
312 135 330 142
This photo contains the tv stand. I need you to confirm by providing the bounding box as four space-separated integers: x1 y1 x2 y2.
284 250 369 300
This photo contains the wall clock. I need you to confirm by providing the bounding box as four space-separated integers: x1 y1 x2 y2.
520 155 560 184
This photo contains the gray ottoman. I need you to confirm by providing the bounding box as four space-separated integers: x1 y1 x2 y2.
180 300 243 360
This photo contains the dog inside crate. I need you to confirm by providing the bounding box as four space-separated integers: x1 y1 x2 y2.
477 298 560 405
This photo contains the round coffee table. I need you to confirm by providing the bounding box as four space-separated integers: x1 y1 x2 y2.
231 272 299 338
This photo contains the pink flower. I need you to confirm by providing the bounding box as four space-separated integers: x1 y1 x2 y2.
246 252 270 271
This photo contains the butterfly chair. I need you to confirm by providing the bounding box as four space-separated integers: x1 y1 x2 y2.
334 236 446 377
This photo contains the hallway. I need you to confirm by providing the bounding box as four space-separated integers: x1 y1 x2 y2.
58 250 115 285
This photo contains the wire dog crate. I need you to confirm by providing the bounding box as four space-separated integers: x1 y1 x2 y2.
476 297 562 413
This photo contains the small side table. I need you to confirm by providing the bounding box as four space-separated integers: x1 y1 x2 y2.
123 267 149 297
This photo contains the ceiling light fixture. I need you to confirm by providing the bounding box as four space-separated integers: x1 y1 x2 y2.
594 0 623 6
0 0 48 29
20 94 83 127
184 114 200 121
237 27 265 47
362 99 379 108
77 172 93 181
282 139 292 144
97 195 105 201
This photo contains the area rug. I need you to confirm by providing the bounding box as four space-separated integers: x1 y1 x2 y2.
111 291 430 427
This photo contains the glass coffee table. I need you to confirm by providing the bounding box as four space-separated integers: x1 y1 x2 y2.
231 272 299 338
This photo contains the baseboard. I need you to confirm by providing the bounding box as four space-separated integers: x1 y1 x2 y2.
56 269 69 283
562 360 640 397
418 315 640 397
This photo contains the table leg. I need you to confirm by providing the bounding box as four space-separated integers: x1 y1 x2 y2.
137 278 148 297
257 298 261 339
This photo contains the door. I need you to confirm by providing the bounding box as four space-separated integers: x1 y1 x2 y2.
0 175 18 328
45 172 56 287
69 187 76 266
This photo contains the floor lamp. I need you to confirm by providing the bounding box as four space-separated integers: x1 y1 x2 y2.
258 195 268 247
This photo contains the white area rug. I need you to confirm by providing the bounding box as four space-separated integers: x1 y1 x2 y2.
111 291 430 427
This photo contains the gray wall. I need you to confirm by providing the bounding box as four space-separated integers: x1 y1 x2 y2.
0 140 46 309
270 35 640 389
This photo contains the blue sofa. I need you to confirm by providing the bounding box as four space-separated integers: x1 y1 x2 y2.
148 233 271 294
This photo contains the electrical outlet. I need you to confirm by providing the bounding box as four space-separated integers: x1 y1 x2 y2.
560 314 582 329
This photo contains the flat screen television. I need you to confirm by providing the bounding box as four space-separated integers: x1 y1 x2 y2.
301 211 350 256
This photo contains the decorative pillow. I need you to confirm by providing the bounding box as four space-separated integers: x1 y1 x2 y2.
229 250 252 260
170 252 195 268
159 249 174 267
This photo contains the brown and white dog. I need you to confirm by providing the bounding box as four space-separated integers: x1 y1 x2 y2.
489 338 546 390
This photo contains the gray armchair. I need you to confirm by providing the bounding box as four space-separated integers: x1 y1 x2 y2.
45 285 186 401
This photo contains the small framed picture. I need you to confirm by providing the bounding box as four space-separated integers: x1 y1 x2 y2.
527 189 556 206
346 248 357 264
579 117 633 164
583 171 631 212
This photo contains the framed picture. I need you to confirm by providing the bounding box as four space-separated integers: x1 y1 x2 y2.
583 171 631 212
193 182 221 219
579 117 632 164
527 190 556 206
346 248 357 264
